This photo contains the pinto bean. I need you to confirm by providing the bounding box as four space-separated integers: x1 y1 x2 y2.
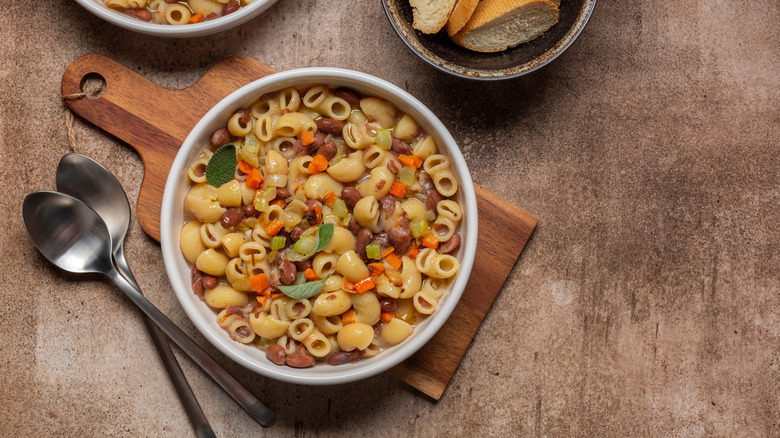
388 216 412 254
206 12 218 20
380 194 395 215
439 233 461 254
210 127 231 147
244 204 259 218
134 9 152 20
356 228 373 259
236 109 251 125
293 139 308 156
221 207 243 228
421 178 444 211
222 1 240 15
328 350 360 365
275 188 291 201
266 345 286 366
341 186 362 209
373 323 382 336
391 136 413 155
380 297 397 312
295 259 312 272
348 217 362 236
290 226 305 241
333 87 361 107
317 141 338 161
191 266 204 298
373 233 390 250
311 132 326 153
286 349 316 368
279 259 297 286
202 275 218 290
315 118 346 135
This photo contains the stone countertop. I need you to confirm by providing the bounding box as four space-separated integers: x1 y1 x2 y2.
1 1 778 436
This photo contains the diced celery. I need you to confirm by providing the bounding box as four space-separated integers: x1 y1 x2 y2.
271 236 287 251
332 198 348 218
376 129 392 150
294 235 317 255
398 166 416 187
365 243 381 260
410 220 429 239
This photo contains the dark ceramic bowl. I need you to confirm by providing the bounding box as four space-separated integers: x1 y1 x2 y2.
382 0 596 80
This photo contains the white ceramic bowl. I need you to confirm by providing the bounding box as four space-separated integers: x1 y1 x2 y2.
74 0 279 38
160 68 478 385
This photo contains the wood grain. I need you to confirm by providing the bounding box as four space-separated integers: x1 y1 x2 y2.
61 54 537 400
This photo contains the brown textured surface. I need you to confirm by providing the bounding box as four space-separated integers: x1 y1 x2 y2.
1 0 778 436
60 54 537 400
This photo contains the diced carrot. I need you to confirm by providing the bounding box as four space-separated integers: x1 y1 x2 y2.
304 268 318 281
313 205 322 224
389 181 406 197
238 161 253 174
368 263 385 276
301 130 315 146
250 274 269 293
270 290 284 300
354 277 375 294
189 12 204 23
422 234 439 249
342 309 356 325
308 154 329 174
381 246 395 259
245 168 264 189
385 251 402 270
322 191 337 207
343 279 356 292
398 154 423 169
256 295 267 307
264 219 283 236
270 199 285 207
407 245 419 260
381 311 394 323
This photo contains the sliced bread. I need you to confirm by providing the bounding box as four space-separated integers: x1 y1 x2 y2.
411 0 458 34
452 0 560 53
445 0 480 36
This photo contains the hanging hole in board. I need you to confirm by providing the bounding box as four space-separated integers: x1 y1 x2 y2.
79 73 106 99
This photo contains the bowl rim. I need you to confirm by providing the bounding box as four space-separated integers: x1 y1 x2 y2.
73 0 280 37
381 0 597 80
160 67 479 385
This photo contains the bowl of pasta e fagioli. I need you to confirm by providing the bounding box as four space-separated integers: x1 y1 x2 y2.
74 0 279 37
160 68 477 385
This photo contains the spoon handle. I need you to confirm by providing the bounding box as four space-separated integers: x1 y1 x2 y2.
115 248 216 438
106 267 276 428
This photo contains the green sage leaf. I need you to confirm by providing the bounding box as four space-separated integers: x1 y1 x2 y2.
277 275 330 300
206 144 237 187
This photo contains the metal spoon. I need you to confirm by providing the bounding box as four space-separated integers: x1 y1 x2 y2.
56 153 215 438
22 191 276 428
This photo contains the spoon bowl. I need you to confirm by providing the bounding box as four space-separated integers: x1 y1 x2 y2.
56 153 131 257
23 191 113 274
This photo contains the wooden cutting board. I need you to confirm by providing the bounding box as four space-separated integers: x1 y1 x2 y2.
61 54 537 400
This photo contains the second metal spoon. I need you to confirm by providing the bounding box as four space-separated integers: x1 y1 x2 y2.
56 153 215 438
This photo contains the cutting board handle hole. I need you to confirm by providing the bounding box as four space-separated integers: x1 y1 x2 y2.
78 73 106 100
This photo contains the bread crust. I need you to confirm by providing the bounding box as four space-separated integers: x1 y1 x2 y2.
452 0 559 53
411 0 459 34
445 0 480 36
